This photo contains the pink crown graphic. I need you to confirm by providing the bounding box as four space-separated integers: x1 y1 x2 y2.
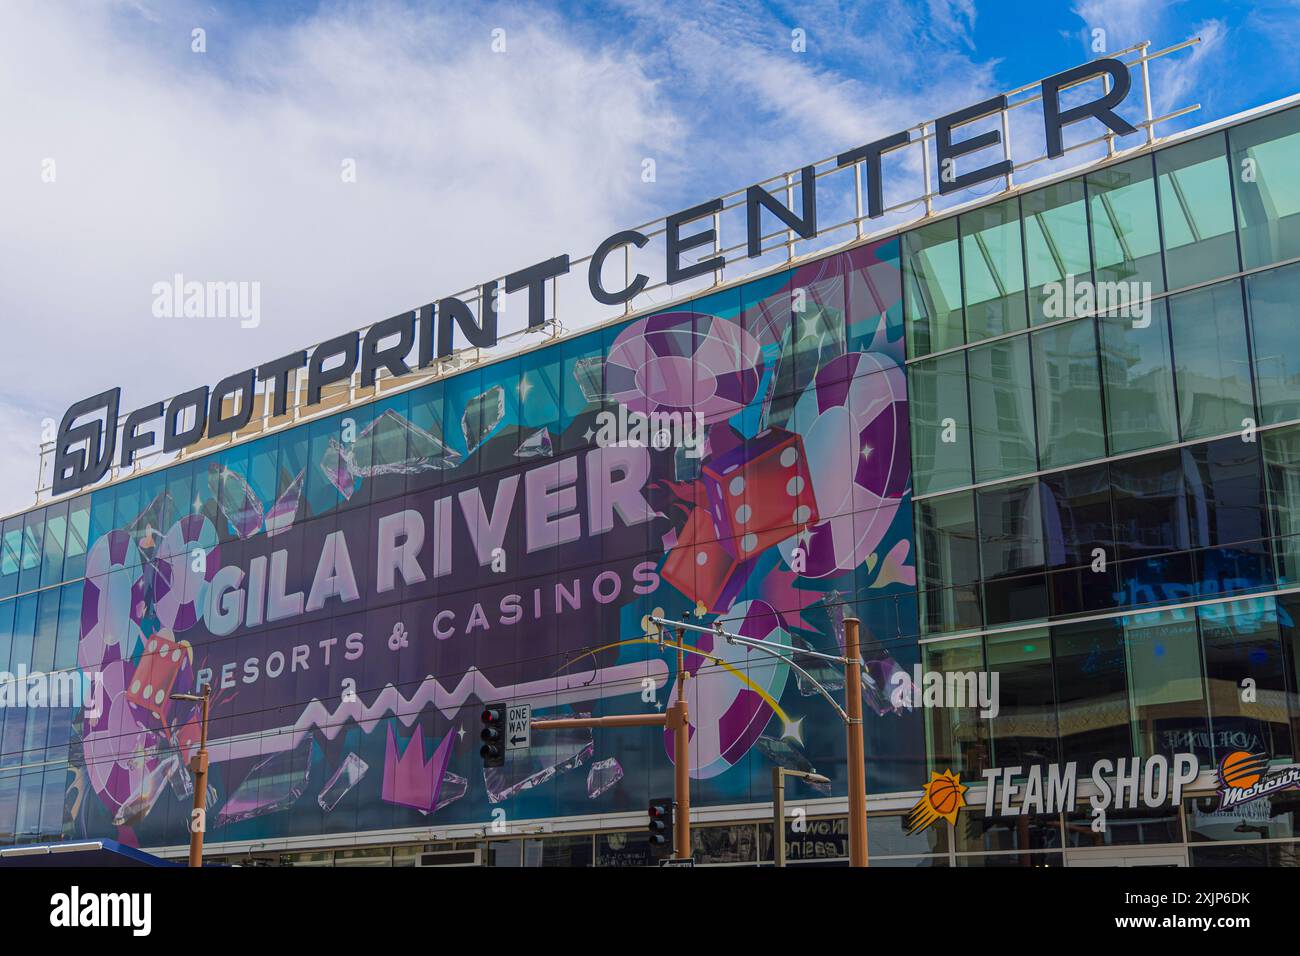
381 722 455 812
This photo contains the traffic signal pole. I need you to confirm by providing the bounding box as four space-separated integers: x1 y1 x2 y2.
530 624 694 860
844 617 868 868
647 613 871 867
670 634 691 861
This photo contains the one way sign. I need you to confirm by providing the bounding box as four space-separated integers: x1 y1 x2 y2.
506 703 531 752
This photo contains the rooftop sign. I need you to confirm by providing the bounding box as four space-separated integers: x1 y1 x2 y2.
51 47 1189 498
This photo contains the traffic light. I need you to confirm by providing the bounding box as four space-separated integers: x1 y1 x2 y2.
647 797 674 855
480 705 505 768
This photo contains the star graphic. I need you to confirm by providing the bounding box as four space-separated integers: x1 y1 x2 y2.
456 726 466 742
781 716 804 744
583 427 595 443
518 374 532 403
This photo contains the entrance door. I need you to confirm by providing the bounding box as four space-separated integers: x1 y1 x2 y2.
1067 846 1187 867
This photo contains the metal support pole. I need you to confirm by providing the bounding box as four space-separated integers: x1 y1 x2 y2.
188 685 211 869
672 628 691 860
772 766 786 868
844 618 868 867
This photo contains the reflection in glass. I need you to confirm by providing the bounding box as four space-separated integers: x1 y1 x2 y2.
1168 281 1254 441
1031 318 1106 469
1023 178 1091 324
960 198 1027 341
908 352 971 496
1246 263 1300 426
968 337 1036 483
904 217 963 358
1156 132 1239 289
1230 105 1300 270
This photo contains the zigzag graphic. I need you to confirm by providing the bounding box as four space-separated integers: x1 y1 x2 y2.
203 659 670 763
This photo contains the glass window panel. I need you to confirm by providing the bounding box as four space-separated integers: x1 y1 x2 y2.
1156 132 1239 288
960 197 1026 340
968 337 1036 482
907 352 971 495
39 500 68 587
1053 618 1132 764
1246 262 1300 426
0 518 20 600
54 582 81 672
916 491 981 633
0 602 13 682
31 588 58 673
922 635 989 778
1230 105 1300 269
1023 177 1091 324
17 511 44 594
8 595 36 672
1110 448 1196 605
1168 280 1254 441
903 217 963 358
985 627 1058 769
1098 300 1178 453
1065 804 1181 847
1088 155 1166 293
62 496 90 581
1264 424 1300 584
87 487 115 547
977 479 1048 625
1185 796 1299 846
1031 318 1106 468
1124 608 1211 764
1183 438 1272 596
1200 597 1292 763
1039 464 1119 616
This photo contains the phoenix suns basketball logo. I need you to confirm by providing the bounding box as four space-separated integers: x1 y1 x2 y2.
906 769 968 834
1216 750 1300 811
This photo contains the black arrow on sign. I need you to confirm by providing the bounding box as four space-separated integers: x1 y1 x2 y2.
510 736 527 746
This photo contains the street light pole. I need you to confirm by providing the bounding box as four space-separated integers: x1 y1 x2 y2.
170 684 211 868
844 617 868 868
671 625 691 861
649 613 871 867
772 767 831 867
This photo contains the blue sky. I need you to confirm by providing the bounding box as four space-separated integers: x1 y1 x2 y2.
0 0 1293 517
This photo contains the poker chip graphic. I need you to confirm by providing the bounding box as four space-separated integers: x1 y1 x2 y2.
153 515 220 632
79 530 144 670
606 312 764 425
664 599 791 779
780 351 910 578
82 659 155 818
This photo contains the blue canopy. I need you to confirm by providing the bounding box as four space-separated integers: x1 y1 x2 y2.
0 839 179 867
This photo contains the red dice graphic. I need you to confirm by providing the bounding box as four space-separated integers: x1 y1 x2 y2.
126 632 193 727
662 508 757 614
175 710 203 764
701 426 818 560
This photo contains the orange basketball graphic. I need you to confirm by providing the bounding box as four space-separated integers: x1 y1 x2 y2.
1219 750 1267 790
929 775 963 815
906 769 968 834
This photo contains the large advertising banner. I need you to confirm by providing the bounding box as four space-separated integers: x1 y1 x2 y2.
67 236 922 848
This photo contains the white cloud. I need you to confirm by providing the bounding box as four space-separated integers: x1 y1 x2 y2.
0 0 681 516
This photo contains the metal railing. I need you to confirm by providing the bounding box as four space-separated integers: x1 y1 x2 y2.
29 38 1203 510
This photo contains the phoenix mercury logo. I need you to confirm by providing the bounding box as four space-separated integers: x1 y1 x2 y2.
1216 751 1300 811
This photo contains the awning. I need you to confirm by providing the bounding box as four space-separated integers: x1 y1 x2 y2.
0 840 178 867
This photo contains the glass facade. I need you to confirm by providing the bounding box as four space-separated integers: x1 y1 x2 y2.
3 103 1300 866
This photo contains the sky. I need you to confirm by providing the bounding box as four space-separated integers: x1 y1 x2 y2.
1 0 1295 519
